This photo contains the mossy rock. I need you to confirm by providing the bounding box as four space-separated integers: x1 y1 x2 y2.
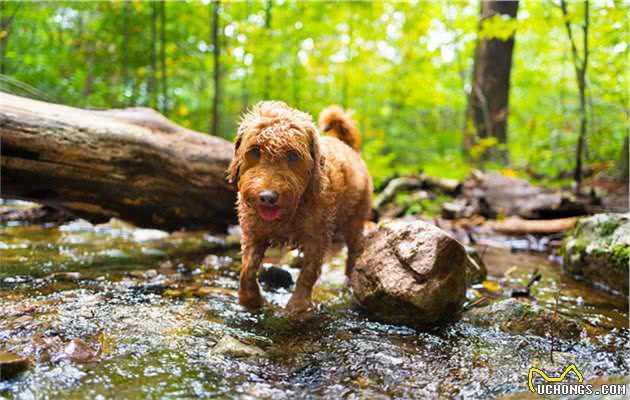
563 213 629 295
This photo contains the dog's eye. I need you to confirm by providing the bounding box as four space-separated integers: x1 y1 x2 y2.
249 147 261 159
287 150 300 163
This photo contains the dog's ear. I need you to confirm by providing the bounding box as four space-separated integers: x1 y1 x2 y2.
227 133 242 185
307 127 324 194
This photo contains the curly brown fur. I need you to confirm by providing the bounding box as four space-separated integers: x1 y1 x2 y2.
318 105 362 151
228 101 372 314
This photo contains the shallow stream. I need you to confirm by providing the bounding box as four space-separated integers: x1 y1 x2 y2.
0 206 627 399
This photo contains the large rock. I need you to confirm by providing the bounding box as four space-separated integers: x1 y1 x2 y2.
351 220 467 327
563 213 629 295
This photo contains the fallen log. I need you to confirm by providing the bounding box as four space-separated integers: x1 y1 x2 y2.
0 93 237 231
461 170 598 219
492 216 578 234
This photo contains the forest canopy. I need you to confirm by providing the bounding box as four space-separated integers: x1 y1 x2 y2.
1 0 628 186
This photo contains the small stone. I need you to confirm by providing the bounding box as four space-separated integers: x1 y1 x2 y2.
258 265 293 291
47 272 81 281
11 315 34 330
52 339 100 364
157 260 174 271
210 335 266 358
128 269 158 279
24 335 64 362
202 254 233 270
195 286 236 297
0 351 30 380
79 307 95 318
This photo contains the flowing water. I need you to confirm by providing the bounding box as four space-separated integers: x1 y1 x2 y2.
0 205 628 399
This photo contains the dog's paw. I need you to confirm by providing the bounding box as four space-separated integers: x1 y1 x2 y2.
284 297 313 318
238 291 265 309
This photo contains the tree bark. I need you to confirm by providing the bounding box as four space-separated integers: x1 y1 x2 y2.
0 93 236 231
464 0 519 163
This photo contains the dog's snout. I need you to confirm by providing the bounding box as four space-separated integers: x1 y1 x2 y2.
258 190 279 206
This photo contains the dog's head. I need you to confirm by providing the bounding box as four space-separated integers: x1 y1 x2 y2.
228 101 323 222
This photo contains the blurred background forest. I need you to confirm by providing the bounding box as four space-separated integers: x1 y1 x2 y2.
1 0 628 187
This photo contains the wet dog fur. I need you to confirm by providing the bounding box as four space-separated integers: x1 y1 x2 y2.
228 101 372 314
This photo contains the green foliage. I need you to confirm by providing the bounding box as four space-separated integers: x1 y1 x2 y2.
479 14 517 40
0 0 627 180
394 191 450 217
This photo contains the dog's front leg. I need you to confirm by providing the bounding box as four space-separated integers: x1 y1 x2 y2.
238 238 267 308
285 241 324 314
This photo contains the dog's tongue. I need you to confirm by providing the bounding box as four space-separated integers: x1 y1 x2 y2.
258 205 281 221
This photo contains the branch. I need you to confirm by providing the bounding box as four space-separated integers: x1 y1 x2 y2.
474 84 493 138
559 0 584 77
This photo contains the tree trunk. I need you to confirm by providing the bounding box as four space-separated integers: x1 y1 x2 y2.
0 93 236 231
464 0 519 163
210 0 221 136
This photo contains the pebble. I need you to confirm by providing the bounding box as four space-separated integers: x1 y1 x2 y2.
210 335 266 358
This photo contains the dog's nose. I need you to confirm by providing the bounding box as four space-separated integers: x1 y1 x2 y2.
259 190 279 206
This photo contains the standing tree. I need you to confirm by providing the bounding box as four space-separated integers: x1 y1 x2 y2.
558 0 590 193
464 0 519 163
210 0 221 136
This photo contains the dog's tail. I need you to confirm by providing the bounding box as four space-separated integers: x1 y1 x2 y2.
318 105 362 152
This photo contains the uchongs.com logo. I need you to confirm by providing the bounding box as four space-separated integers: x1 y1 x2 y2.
527 364 627 396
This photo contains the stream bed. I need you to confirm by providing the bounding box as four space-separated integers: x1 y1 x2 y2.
0 205 628 399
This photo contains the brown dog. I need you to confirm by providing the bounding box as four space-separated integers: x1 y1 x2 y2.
228 101 372 314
